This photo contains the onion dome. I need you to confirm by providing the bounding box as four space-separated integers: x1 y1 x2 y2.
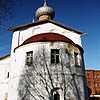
35 0 55 20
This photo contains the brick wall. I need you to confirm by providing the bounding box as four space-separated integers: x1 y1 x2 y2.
85 70 100 96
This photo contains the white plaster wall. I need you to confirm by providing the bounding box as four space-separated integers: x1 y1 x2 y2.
12 42 84 77
8 42 88 100
9 22 86 100
11 31 19 53
11 22 82 52
0 56 10 100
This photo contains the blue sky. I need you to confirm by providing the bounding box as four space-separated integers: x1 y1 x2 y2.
0 0 100 70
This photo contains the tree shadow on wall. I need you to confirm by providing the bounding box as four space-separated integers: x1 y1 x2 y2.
18 46 84 100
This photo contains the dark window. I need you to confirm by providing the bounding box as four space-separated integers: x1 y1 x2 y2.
87 73 90 78
94 81 97 87
96 91 98 95
54 92 60 100
94 74 96 78
26 51 33 66
97 74 99 78
88 81 91 86
98 82 100 87
7 72 9 78
99 91 100 95
74 52 80 66
51 49 59 64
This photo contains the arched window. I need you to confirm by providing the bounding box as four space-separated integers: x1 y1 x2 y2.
51 88 63 100
54 92 60 100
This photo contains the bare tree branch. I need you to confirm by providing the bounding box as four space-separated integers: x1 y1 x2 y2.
0 0 16 29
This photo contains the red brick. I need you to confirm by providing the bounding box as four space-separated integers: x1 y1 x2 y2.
85 70 100 96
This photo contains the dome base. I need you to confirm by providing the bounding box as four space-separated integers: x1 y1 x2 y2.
39 15 51 21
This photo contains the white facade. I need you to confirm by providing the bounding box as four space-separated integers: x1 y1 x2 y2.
0 55 10 100
7 21 88 100
0 19 88 100
11 22 82 53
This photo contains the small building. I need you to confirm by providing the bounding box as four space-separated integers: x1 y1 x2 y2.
85 70 100 97
0 54 10 100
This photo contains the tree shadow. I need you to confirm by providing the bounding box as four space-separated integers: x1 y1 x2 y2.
18 46 87 100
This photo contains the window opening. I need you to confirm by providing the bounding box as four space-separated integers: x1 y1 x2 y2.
97 74 99 78
94 74 96 78
51 49 59 64
96 91 98 95
99 82 100 87
99 91 100 95
26 51 33 66
87 73 90 78
51 88 63 100
7 72 9 78
88 81 91 86
74 52 80 66
94 81 97 87
54 92 60 100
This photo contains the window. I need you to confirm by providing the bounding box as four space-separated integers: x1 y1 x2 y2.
88 81 91 86
51 49 59 64
99 91 100 95
97 74 99 78
94 74 96 78
87 73 90 78
51 88 63 100
94 81 97 87
54 92 60 100
98 82 100 87
7 72 9 78
26 51 33 66
74 53 80 66
96 91 98 95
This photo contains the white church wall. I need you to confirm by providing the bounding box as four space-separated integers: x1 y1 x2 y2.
8 77 19 100
31 23 82 46
0 56 10 100
8 42 88 100
11 22 82 53
11 31 19 53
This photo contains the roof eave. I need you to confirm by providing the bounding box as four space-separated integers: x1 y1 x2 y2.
0 54 11 60
8 19 86 35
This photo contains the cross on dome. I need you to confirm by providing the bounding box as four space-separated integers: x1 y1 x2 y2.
44 0 47 6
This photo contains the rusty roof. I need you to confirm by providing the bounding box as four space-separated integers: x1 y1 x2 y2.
8 19 86 35
22 32 75 46
14 32 84 53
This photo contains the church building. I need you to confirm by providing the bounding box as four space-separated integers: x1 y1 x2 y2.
0 1 89 100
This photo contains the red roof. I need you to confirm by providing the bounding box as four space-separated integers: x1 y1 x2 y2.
22 33 75 45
